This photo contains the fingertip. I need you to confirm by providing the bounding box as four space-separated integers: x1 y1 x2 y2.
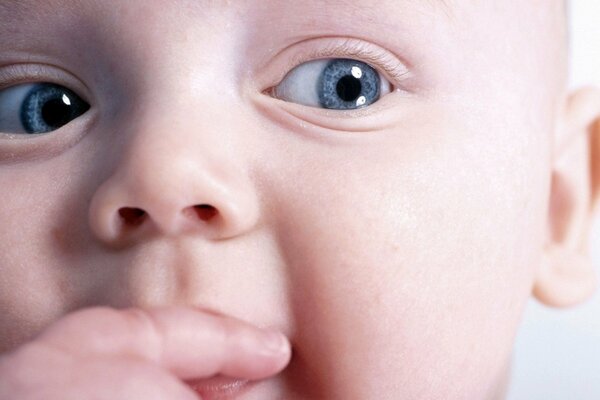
260 330 293 373
219 329 292 380
258 329 291 356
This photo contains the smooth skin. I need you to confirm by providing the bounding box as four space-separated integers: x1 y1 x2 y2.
0 1 599 399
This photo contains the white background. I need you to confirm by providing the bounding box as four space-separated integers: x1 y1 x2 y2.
507 1 600 399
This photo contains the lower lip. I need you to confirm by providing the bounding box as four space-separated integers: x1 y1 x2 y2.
185 376 254 399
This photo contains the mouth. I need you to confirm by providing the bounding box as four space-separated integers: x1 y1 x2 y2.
185 376 255 399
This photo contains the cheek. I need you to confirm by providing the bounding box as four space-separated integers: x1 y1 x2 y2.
263 114 549 397
0 141 105 350
0 163 67 349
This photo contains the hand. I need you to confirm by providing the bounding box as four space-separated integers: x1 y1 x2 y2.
0 306 291 399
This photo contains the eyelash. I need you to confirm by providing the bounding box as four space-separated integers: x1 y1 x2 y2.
273 38 411 89
0 64 60 88
0 63 91 102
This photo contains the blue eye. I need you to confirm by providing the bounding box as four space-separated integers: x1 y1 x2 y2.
272 58 392 110
0 83 90 134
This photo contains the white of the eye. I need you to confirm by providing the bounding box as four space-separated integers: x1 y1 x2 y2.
380 77 392 96
274 59 393 108
0 84 37 133
274 59 329 107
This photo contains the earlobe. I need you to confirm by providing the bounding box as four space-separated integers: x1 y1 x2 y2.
533 244 597 308
591 119 600 212
533 87 600 308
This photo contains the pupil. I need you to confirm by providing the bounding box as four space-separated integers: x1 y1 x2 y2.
336 75 362 102
41 97 72 128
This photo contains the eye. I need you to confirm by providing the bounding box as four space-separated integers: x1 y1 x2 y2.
0 83 90 134
272 58 393 110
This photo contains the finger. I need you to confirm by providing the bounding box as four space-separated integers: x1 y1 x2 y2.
35 306 291 381
0 343 200 400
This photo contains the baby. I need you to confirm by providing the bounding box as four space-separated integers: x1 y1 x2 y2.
0 0 598 399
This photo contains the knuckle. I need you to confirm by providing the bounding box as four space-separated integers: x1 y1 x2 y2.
218 317 239 346
121 308 164 361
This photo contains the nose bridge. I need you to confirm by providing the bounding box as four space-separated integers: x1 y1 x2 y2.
88 96 260 244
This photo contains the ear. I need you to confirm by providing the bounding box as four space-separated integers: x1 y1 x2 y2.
533 87 600 308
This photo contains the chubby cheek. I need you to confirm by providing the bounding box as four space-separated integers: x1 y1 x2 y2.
0 145 102 351
267 116 549 398
0 166 61 349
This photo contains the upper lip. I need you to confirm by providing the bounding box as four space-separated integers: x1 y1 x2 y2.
185 376 253 399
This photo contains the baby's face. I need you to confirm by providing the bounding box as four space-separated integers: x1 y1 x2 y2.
0 1 570 399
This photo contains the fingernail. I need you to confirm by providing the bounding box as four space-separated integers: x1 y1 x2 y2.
261 329 289 354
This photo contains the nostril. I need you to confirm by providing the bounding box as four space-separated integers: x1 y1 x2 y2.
193 204 218 221
118 207 147 227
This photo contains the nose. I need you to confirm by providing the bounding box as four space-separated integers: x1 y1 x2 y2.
88 111 260 246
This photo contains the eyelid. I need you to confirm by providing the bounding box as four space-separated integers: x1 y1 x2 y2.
0 64 96 162
251 37 417 135
294 39 409 83
267 37 413 91
0 63 92 104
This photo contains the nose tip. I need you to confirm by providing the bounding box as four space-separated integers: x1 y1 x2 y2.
88 165 260 246
87 101 261 246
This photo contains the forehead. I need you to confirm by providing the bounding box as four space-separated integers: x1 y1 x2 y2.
0 0 561 42
0 1 558 50
0 0 444 13
0 0 447 32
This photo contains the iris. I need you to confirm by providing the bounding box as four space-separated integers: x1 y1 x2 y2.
318 59 380 110
20 84 90 134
